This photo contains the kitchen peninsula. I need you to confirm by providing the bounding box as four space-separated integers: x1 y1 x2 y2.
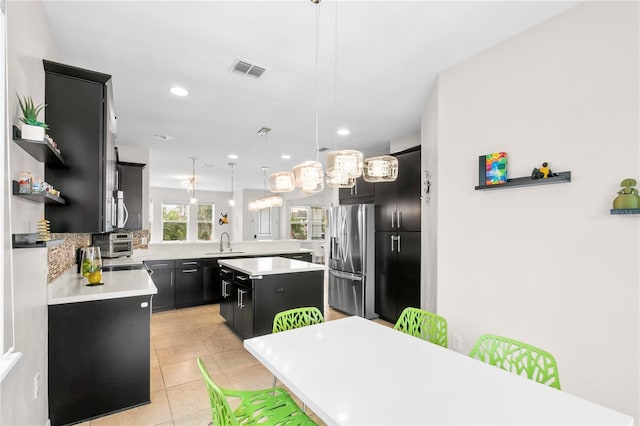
218 257 325 339
48 268 157 426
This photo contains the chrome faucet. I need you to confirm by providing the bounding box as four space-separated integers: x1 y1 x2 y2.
220 232 231 252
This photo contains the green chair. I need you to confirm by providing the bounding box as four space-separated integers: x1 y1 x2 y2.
272 307 324 334
393 307 448 348
197 357 316 426
468 334 561 390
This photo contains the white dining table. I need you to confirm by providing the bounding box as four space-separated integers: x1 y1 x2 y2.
244 316 633 426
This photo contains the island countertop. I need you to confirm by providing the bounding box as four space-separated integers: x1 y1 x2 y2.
48 267 157 305
218 257 326 277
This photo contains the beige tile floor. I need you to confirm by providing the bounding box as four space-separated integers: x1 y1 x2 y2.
84 303 389 426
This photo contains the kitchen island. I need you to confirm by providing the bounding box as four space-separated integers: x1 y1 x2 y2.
48 268 157 426
218 257 325 339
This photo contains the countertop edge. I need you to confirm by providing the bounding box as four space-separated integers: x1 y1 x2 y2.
218 257 326 276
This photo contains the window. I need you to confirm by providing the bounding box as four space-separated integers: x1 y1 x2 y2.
162 203 188 241
197 204 214 240
291 206 326 240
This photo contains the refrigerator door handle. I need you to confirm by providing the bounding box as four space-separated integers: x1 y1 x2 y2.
329 269 363 281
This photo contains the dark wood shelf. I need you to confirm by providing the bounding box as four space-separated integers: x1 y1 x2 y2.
12 233 64 248
12 181 65 205
475 171 571 191
610 208 640 215
12 125 66 167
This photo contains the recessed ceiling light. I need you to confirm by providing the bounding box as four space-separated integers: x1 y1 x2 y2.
152 134 172 141
170 86 188 96
228 154 238 159
281 154 291 160
337 128 350 136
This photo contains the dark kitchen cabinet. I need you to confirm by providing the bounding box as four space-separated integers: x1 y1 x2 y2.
375 231 421 323
117 161 146 230
43 60 117 233
219 267 234 322
48 295 151 426
279 252 313 262
203 259 222 303
339 177 375 204
375 148 421 232
232 272 255 339
175 259 203 308
144 260 175 312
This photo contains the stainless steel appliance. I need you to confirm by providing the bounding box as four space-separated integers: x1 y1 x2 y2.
328 204 376 319
92 231 133 258
114 190 129 229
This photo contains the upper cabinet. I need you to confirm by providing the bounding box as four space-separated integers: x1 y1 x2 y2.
375 148 422 232
117 161 146 230
339 177 375 204
43 60 117 233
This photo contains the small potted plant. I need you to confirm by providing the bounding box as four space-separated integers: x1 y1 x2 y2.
17 94 48 141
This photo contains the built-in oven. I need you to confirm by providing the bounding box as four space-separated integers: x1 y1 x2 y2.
92 232 134 258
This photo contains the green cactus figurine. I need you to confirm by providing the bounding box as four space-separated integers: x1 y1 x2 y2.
613 178 640 209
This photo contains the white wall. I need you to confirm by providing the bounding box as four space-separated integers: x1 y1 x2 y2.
390 131 420 154
425 1 639 420
149 186 232 242
2 2 59 424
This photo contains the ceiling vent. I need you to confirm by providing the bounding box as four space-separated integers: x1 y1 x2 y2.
231 59 266 78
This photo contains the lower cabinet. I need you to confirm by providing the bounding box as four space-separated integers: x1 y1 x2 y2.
203 259 221 303
48 295 152 426
144 260 175 312
175 259 203 308
220 267 324 339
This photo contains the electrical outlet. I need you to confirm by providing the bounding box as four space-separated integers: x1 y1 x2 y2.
452 334 462 352
34 372 40 399
141 236 148 245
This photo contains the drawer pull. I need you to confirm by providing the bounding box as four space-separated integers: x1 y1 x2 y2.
182 269 198 273
182 261 198 265
153 263 169 267
220 268 231 274
236 276 249 281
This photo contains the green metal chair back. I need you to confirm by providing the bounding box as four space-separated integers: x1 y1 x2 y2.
272 307 324 334
468 334 561 390
197 357 317 426
393 307 448 348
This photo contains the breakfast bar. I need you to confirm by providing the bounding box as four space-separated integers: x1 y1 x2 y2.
218 257 325 339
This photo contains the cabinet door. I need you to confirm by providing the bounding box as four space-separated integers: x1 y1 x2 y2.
239 285 254 339
395 232 421 317
219 275 234 322
118 163 145 230
203 260 221 303
395 149 421 231
339 177 375 205
375 231 397 322
175 265 203 308
145 260 175 312
374 180 397 231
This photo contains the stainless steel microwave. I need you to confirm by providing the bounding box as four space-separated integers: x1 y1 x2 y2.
91 232 133 258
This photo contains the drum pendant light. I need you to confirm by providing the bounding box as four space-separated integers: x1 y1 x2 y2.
362 155 399 182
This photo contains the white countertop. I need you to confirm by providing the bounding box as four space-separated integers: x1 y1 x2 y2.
218 257 326 276
48 267 157 305
103 247 313 267
245 316 633 426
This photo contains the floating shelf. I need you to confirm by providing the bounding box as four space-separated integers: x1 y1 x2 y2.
475 171 571 191
12 181 65 205
610 208 640 215
12 233 64 249
12 125 66 167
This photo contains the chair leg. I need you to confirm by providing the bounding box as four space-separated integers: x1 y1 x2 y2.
272 375 277 388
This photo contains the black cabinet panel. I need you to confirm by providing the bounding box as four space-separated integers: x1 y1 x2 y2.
219 267 234 322
375 231 397 321
203 259 221 303
144 260 174 312
339 177 375 204
395 231 421 316
44 60 115 233
175 260 203 308
49 295 151 425
395 150 421 231
117 162 145 230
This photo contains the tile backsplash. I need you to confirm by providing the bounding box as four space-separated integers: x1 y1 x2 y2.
47 230 149 282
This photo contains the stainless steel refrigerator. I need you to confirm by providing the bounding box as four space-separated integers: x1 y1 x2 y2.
328 204 377 319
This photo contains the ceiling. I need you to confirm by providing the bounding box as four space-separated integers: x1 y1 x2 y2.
41 0 578 194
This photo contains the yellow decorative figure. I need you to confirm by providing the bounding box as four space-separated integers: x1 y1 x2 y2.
37 215 51 242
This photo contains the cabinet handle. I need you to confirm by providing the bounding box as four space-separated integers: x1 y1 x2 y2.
220 268 231 274
182 269 198 273
397 234 401 252
398 211 402 228
238 289 246 308
153 263 169 267
222 280 228 297
170 271 174 287
236 276 249 281
182 261 198 265
391 211 396 229
391 235 395 252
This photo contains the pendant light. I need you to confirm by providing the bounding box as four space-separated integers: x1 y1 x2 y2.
362 155 399 182
292 0 324 195
267 127 295 193
188 156 198 204
228 162 236 207
326 0 363 188
249 128 283 210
